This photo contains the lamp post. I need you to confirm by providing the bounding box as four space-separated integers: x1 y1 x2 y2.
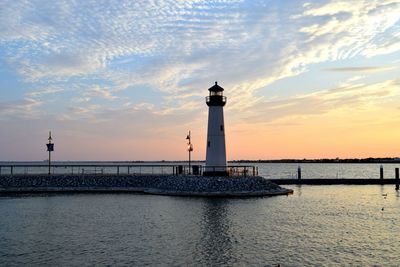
186 131 193 174
46 131 54 175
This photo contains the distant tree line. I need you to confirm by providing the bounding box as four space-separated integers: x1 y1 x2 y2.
230 157 400 163
121 157 400 164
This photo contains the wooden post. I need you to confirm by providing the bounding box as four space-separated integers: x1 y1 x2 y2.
396 168 399 191
117 166 120 175
297 166 301 180
380 165 384 179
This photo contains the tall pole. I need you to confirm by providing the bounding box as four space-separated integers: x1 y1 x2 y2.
48 148 51 175
186 131 193 174
47 131 54 175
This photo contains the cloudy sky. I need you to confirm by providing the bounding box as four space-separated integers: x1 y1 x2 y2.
0 0 399 161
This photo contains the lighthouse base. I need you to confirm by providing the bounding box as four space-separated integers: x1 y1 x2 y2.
203 171 229 177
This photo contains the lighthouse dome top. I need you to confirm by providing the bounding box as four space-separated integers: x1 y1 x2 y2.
206 81 226 106
208 81 224 92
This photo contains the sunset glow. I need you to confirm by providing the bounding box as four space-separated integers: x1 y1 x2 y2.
0 0 399 161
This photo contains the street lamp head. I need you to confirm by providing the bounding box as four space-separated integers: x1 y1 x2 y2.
187 143 193 152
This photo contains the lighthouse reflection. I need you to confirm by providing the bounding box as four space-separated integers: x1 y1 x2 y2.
195 199 234 266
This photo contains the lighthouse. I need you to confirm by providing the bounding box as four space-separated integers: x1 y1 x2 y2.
204 81 228 176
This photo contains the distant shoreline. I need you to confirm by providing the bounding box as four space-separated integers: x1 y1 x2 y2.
1 158 400 164
231 158 400 164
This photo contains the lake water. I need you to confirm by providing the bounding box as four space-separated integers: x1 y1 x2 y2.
255 162 400 179
1 184 399 266
2 162 400 179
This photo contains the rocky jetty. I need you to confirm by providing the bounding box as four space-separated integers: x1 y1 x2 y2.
0 174 292 197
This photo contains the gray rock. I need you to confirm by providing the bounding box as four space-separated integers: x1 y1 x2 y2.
0 174 293 197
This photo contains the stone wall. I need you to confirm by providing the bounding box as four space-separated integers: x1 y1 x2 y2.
0 174 292 196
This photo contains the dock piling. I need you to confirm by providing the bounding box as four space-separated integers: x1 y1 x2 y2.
380 165 384 179
396 168 399 191
297 166 301 180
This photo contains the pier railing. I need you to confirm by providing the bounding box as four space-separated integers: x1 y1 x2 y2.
0 164 258 177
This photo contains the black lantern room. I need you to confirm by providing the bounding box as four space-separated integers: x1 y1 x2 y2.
206 81 227 106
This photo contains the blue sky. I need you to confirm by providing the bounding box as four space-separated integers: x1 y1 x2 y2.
0 0 399 161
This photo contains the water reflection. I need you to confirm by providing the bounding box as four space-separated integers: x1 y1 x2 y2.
295 184 302 197
2 187 400 266
196 199 234 266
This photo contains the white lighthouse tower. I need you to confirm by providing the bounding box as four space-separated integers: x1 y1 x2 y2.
204 81 228 176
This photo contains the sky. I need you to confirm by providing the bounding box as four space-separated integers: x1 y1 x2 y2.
0 0 399 161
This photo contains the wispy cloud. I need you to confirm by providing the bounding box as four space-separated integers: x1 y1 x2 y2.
83 85 118 101
323 66 394 73
26 87 64 98
0 0 400 159
0 98 42 119
1 1 399 101
246 79 400 124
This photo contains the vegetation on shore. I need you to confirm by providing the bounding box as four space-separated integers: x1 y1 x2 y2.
2 157 400 164
231 157 400 163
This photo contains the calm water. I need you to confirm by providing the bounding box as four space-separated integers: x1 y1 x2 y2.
255 163 400 179
2 162 400 179
1 185 399 266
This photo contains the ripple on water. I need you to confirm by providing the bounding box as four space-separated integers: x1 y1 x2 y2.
0 185 399 266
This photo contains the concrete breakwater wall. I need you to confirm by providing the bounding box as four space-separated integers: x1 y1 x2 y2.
0 174 292 197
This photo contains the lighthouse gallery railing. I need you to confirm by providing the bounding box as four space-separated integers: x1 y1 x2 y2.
205 96 227 105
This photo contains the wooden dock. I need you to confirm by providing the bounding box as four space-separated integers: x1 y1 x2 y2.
270 178 399 185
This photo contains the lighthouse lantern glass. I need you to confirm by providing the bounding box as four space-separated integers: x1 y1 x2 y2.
210 91 223 96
